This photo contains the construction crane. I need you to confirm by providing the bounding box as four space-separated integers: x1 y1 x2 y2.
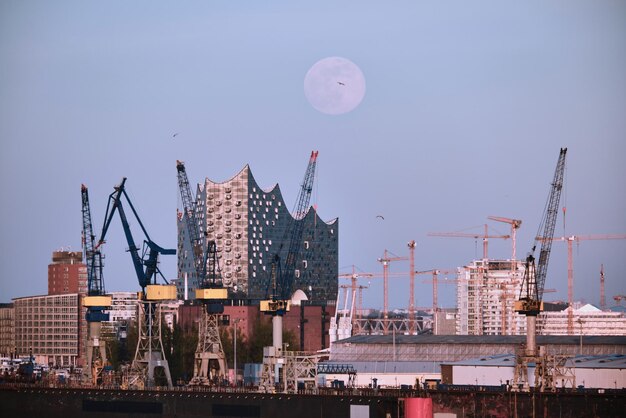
338 267 374 322
428 224 510 260
514 147 567 391
600 265 605 311
415 269 458 314
613 295 626 307
377 249 408 324
407 241 416 334
259 151 318 392
488 216 522 260
537 234 626 334
81 184 111 385
98 178 177 388
176 161 228 385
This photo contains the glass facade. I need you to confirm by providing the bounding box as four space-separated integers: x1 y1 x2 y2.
177 165 338 305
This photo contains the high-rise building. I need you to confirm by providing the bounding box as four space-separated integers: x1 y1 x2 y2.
48 250 87 296
456 259 527 336
13 293 83 367
177 165 338 305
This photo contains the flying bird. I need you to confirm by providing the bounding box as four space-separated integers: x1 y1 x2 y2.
376 215 385 220
337 81 345 86
173 133 179 138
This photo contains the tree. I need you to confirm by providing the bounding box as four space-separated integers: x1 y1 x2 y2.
165 322 197 384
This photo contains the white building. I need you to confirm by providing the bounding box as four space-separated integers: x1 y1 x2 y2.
456 259 527 336
539 304 626 336
442 354 626 389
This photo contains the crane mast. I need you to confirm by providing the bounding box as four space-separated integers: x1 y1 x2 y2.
81 184 111 385
514 147 567 391
176 161 228 385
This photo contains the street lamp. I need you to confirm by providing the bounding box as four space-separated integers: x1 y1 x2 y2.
233 318 241 386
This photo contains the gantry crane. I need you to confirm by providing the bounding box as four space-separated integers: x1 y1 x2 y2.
176 160 228 385
514 147 567 391
259 151 318 393
81 184 112 385
537 234 626 334
99 178 177 388
429 224 510 260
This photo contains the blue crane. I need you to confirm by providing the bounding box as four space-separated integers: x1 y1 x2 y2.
263 151 318 315
176 161 222 291
81 184 111 385
98 177 175 297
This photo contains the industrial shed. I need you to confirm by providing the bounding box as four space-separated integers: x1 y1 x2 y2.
330 335 626 366
441 354 626 389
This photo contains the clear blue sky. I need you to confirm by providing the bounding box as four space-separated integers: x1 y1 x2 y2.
1 1 625 311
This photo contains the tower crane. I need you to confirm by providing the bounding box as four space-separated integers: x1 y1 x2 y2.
259 151 318 392
407 241 416 334
81 184 112 385
487 216 522 261
537 234 626 334
377 249 408 324
428 224 510 260
415 269 458 314
99 178 177 388
176 160 228 385
514 147 567 391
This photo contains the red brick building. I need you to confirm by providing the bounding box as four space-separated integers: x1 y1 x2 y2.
48 251 87 296
177 303 335 352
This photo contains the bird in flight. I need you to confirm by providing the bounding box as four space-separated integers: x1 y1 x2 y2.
173 133 179 138
376 215 385 220
337 81 345 86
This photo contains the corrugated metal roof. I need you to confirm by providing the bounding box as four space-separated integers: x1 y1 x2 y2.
334 334 626 346
442 354 626 369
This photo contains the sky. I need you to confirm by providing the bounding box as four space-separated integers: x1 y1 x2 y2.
1 1 625 311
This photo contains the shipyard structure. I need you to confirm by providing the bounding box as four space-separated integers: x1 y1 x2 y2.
175 164 338 305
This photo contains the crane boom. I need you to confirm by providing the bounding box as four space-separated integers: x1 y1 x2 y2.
279 150 319 300
81 184 105 296
519 148 567 310
176 161 207 283
99 178 175 295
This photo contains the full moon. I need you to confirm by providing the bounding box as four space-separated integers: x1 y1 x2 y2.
303 57 366 115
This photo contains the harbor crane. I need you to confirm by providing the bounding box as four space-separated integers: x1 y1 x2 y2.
514 147 567 391
176 160 228 385
81 185 112 385
259 151 318 393
99 178 177 388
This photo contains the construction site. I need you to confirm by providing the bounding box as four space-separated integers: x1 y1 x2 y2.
2 148 626 418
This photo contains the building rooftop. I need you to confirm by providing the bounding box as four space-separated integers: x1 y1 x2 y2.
443 353 626 369
335 334 626 346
